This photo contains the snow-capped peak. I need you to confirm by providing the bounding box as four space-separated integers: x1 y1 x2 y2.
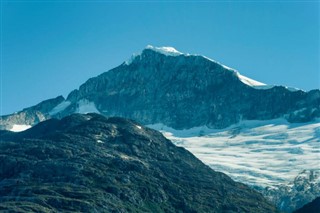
144 45 183 56
124 45 185 65
124 45 301 92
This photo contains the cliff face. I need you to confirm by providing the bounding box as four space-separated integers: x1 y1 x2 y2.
0 113 278 212
1 47 319 130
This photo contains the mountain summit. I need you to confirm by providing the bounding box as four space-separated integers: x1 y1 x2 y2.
1 46 319 130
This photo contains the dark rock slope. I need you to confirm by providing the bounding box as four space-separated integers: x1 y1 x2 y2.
0 113 278 212
1 46 319 130
293 197 320 213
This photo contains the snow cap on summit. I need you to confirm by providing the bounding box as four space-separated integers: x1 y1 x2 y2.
124 45 301 91
145 45 183 56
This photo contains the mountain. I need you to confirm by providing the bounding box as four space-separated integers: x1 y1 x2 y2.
1 45 319 211
293 197 320 213
0 113 278 212
1 45 319 130
0 96 64 130
263 170 320 212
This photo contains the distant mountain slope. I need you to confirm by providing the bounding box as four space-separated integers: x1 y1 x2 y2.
1 46 319 130
263 169 320 212
293 197 320 213
0 113 278 212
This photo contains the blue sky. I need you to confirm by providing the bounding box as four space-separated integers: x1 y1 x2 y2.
1 1 319 115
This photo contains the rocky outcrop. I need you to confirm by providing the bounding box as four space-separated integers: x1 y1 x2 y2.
0 96 64 130
262 170 320 212
1 47 319 130
0 113 278 212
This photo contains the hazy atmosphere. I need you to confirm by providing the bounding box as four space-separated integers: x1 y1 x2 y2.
1 1 319 115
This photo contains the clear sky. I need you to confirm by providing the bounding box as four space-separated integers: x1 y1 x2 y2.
1 1 319 115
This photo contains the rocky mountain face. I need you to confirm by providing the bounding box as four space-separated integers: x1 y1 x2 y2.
0 96 64 130
1 46 319 130
0 113 278 212
262 170 320 212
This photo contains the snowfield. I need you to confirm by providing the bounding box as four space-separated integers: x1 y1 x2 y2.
149 118 320 188
10 124 32 132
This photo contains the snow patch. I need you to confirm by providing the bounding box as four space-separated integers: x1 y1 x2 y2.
237 73 266 87
145 45 183 56
10 124 32 132
49 101 71 115
125 45 185 65
76 99 100 114
236 73 302 91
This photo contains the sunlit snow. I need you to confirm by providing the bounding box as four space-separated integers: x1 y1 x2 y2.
145 45 183 56
237 73 266 87
125 45 185 65
10 124 32 132
149 119 320 188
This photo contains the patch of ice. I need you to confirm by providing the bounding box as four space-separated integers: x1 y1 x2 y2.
10 124 32 132
49 101 71 115
76 99 100 114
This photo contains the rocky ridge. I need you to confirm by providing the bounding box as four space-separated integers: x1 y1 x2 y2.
0 113 278 212
1 46 319 130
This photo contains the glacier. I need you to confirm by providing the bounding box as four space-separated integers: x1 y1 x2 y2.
149 118 320 188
